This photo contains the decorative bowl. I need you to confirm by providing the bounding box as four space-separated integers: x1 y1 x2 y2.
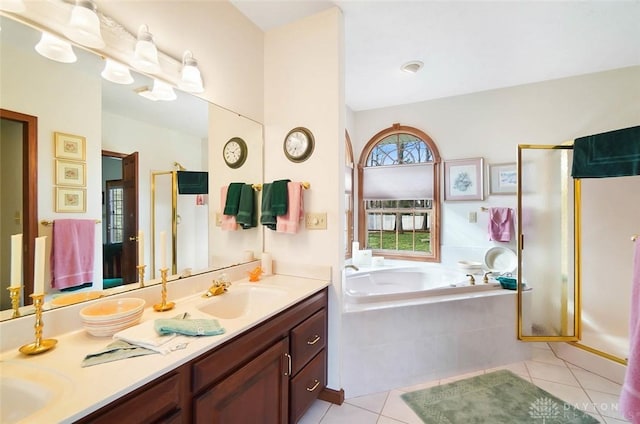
79 298 145 337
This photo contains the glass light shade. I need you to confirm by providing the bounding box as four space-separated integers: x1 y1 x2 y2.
151 79 177 101
138 80 176 102
0 0 26 12
64 0 105 49
131 26 160 74
178 51 204 93
101 59 134 85
35 32 77 63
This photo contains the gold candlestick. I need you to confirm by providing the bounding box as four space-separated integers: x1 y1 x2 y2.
153 268 175 312
137 265 146 288
19 294 57 355
7 286 21 318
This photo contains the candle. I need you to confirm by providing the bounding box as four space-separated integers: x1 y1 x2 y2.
10 234 22 288
261 252 272 276
33 236 46 294
138 230 144 266
160 231 167 270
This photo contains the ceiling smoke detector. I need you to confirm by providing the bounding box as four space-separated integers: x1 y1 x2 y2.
401 60 424 74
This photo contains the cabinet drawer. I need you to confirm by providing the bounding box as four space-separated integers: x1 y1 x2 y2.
290 350 326 423
291 309 326 375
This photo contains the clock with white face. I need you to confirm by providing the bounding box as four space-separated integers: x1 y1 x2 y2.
223 137 247 169
284 127 314 163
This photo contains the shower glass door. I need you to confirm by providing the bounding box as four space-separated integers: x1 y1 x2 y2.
517 144 581 341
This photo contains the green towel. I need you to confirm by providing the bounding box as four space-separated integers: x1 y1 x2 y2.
81 339 157 367
260 183 277 230
223 182 244 215
236 184 256 229
271 179 290 216
154 318 225 337
571 125 640 178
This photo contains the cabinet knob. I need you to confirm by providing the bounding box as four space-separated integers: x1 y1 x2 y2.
306 379 320 392
307 335 321 345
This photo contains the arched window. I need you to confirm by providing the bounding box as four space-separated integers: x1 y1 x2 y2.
345 130 355 258
357 124 441 262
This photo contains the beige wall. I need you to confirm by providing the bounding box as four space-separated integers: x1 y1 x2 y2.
264 7 345 389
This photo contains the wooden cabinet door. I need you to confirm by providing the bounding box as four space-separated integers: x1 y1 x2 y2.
194 337 289 424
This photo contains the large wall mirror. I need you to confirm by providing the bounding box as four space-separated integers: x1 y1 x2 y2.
0 15 263 320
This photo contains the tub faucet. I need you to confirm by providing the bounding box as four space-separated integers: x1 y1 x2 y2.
466 274 475 285
483 272 492 284
345 264 359 271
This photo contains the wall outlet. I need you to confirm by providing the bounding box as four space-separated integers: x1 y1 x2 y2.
468 211 477 223
215 212 222 227
305 212 327 230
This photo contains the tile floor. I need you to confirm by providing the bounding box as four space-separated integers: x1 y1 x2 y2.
300 343 629 423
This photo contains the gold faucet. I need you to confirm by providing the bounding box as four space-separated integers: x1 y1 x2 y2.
203 276 231 297
466 274 475 285
483 272 492 284
344 264 359 271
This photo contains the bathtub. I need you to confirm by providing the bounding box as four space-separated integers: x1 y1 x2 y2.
344 265 502 304
341 262 531 398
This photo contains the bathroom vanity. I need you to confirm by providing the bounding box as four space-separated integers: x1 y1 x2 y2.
76 288 328 423
0 270 333 424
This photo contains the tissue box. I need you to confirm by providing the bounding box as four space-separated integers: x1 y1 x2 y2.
353 249 372 267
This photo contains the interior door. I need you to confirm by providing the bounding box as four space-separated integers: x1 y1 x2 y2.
0 109 37 306
517 144 581 342
121 152 139 285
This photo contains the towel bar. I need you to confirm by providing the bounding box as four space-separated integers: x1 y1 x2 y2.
633 234 638 242
41 219 101 226
251 182 311 192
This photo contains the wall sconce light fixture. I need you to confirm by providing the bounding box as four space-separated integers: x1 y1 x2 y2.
178 50 204 93
35 32 77 63
131 24 161 74
101 58 134 85
64 0 105 49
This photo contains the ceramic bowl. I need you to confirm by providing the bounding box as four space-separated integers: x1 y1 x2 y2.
79 298 145 337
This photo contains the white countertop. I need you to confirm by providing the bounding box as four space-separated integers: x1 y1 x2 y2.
0 273 329 424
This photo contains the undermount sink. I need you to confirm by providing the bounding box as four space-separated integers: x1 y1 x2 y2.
0 361 73 423
197 284 287 319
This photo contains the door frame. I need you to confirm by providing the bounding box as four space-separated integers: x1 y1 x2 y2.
1 109 37 303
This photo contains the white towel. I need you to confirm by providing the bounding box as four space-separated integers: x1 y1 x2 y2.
113 320 178 354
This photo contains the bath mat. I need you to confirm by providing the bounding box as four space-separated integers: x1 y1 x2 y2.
401 370 599 423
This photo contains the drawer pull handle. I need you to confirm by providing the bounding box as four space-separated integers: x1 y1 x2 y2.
284 353 292 376
307 335 321 345
306 379 320 392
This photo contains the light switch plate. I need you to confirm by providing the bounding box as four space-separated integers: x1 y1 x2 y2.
305 212 327 230
215 212 222 227
468 211 477 223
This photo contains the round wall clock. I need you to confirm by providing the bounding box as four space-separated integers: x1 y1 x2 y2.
283 127 314 163
223 137 247 169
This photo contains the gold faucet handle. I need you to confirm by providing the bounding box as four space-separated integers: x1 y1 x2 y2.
483 272 493 283
465 274 475 285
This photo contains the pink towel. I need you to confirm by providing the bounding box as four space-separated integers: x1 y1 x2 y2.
488 207 514 242
621 240 640 423
220 186 238 231
50 219 95 289
276 182 304 234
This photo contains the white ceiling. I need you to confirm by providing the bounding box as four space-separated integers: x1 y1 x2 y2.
231 0 640 112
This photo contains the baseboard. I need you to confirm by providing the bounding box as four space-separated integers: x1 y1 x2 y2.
319 387 344 405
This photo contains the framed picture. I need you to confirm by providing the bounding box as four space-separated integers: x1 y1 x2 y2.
55 187 86 213
488 162 517 195
54 132 86 160
444 157 484 201
55 159 86 187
